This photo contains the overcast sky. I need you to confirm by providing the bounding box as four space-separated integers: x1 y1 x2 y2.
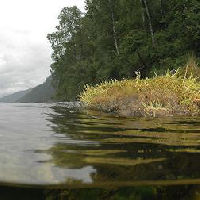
0 0 85 97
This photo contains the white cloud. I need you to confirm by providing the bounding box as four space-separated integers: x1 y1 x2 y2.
0 0 85 97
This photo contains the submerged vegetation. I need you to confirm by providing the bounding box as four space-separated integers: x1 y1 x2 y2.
80 61 200 117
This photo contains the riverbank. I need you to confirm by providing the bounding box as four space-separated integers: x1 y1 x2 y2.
80 71 200 117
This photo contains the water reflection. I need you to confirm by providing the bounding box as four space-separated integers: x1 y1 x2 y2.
0 103 95 184
46 105 200 187
1 103 200 199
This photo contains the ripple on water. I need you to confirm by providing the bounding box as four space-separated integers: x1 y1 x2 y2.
0 103 200 188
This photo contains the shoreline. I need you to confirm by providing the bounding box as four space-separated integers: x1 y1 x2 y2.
80 72 200 117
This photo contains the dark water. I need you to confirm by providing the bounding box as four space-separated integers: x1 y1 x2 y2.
1 103 200 199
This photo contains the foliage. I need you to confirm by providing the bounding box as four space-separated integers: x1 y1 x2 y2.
47 1 200 100
80 72 200 117
177 54 200 79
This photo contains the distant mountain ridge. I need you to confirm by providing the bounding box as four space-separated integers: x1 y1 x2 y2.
18 76 55 103
0 76 56 103
0 88 32 103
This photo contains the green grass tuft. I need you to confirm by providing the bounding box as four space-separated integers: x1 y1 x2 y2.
79 71 200 117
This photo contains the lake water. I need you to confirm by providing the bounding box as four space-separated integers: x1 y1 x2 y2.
1 103 200 199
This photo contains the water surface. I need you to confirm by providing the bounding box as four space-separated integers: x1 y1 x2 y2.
1 103 200 199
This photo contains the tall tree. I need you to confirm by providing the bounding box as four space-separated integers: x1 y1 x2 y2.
142 0 155 46
108 0 119 55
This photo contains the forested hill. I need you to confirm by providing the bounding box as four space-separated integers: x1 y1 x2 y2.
17 76 55 103
0 88 32 103
47 0 200 101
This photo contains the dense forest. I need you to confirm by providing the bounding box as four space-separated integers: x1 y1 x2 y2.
47 0 200 101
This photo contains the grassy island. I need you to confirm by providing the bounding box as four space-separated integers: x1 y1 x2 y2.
80 68 200 117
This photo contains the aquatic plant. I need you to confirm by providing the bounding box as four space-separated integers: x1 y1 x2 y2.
79 71 200 117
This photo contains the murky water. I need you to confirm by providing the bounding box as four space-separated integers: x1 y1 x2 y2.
1 103 200 199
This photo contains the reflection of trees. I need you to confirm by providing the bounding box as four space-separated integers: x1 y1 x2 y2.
47 105 200 188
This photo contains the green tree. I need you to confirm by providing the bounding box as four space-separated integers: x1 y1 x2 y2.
47 6 84 100
47 1 200 100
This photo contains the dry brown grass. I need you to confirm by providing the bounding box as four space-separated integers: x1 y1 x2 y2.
80 61 200 117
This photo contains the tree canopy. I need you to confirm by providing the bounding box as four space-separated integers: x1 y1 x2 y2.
47 1 200 101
